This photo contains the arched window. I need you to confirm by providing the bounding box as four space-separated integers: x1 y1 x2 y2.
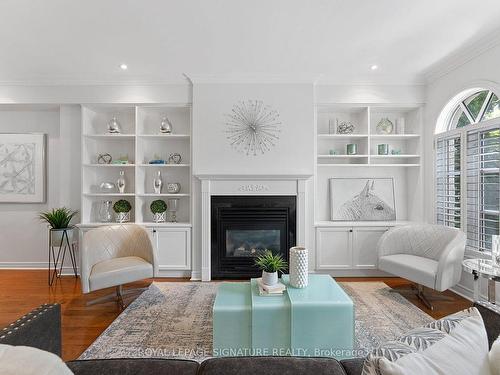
435 88 500 253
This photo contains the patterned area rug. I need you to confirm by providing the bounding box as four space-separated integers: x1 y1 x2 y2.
79 281 433 361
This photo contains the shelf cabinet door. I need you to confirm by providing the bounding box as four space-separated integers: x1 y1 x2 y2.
352 227 388 269
316 227 352 269
153 228 191 271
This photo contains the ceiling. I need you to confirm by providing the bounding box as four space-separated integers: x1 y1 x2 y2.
1 0 500 85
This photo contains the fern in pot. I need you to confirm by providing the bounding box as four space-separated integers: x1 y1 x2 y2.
39 207 79 246
113 199 132 223
255 250 288 286
150 199 167 223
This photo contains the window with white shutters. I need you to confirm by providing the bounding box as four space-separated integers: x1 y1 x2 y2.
435 88 500 253
436 135 462 228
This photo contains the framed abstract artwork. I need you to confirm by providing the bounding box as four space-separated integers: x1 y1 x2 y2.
0 133 46 203
329 177 396 221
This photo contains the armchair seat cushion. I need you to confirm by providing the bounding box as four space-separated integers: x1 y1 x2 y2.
89 256 153 292
379 254 438 290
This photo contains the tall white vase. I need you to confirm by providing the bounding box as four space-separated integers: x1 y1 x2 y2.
289 246 308 288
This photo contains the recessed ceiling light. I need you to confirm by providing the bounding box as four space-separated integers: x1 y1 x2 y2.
370 65 378 71
119 64 128 70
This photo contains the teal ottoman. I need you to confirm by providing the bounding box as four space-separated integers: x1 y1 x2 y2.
213 274 354 359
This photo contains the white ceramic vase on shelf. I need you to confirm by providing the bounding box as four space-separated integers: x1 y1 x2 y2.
262 271 278 286
289 246 308 288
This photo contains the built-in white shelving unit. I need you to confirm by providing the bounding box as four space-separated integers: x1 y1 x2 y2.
81 104 192 227
314 104 424 276
316 105 422 167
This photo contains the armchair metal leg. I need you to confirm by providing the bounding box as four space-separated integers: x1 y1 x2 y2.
86 285 147 308
389 284 455 311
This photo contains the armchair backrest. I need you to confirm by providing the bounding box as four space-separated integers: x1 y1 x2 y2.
378 224 463 261
80 224 156 293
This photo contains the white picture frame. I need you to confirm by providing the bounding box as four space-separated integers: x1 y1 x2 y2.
0 133 46 203
329 177 396 221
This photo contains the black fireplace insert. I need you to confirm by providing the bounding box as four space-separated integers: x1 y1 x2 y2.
211 196 296 279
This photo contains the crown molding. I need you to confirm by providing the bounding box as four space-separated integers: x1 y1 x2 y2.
184 73 320 85
424 27 500 84
0 75 191 86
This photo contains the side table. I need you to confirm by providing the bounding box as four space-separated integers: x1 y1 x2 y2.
48 228 78 285
462 258 500 312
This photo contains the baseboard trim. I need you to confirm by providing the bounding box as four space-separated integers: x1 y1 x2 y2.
190 271 201 281
450 284 474 302
451 282 500 304
0 262 79 274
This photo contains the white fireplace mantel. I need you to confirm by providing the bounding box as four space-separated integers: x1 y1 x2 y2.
197 174 312 281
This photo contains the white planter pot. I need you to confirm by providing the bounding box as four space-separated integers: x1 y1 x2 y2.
289 246 308 288
115 211 130 223
262 271 278 286
50 228 73 247
153 211 167 223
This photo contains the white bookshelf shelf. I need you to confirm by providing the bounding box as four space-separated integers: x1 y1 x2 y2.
137 163 191 167
318 154 369 158
81 104 192 225
370 154 420 158
137 134 190 139
317 134 368 139
83 163 136 167
370 134 420 140
84 134 136 140
83 193 135 197
137 193 190 197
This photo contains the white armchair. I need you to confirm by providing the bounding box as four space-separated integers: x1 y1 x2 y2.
81 224 157 307
377 224 466 310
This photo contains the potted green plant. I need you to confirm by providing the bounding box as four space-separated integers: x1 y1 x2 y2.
255 250 288 286
39 207 79 246
150 199 167 223
113 199 132 223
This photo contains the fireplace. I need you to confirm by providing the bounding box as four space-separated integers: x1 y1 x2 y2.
211 196 296 279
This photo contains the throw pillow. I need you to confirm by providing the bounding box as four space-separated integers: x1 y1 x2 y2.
0 344 73 375
362 307 491 375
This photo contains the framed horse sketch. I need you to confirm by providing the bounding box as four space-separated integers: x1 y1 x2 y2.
0 133 46 203
329 177 396 221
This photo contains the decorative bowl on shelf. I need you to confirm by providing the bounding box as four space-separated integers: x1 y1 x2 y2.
376 118 394 134
166 183 181 194
99 182 116 193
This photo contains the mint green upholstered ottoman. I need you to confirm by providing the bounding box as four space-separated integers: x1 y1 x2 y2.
212 274 354 359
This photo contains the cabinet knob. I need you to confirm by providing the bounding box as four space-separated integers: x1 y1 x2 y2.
349 229 353 232
152 229 156 233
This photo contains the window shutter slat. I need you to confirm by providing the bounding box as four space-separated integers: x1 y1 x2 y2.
436 136 462 228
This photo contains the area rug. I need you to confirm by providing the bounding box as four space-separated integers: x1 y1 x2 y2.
79 281 433 361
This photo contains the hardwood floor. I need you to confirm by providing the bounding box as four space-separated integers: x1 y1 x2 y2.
0 270 471 361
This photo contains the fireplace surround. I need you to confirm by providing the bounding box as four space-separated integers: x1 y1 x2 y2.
211 196 296 279
197 175 310 281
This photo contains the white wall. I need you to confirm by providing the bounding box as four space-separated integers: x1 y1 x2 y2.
192 83 315 176
0 105 80 269
424 42 500 303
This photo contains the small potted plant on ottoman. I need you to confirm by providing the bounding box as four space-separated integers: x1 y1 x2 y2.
113 199 132 223
150 199 167 223
39 207 79 246
255 250 288 286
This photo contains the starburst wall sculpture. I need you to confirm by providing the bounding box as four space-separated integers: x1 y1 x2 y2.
224 100 281 156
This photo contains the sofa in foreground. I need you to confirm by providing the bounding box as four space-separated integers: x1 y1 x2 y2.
0 302 499 375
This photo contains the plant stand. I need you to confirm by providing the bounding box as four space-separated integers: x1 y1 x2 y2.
48 228 78 286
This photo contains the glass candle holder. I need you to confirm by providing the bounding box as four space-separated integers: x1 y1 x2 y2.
167 198 180 223
378 144 389 155
346 144 357 155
